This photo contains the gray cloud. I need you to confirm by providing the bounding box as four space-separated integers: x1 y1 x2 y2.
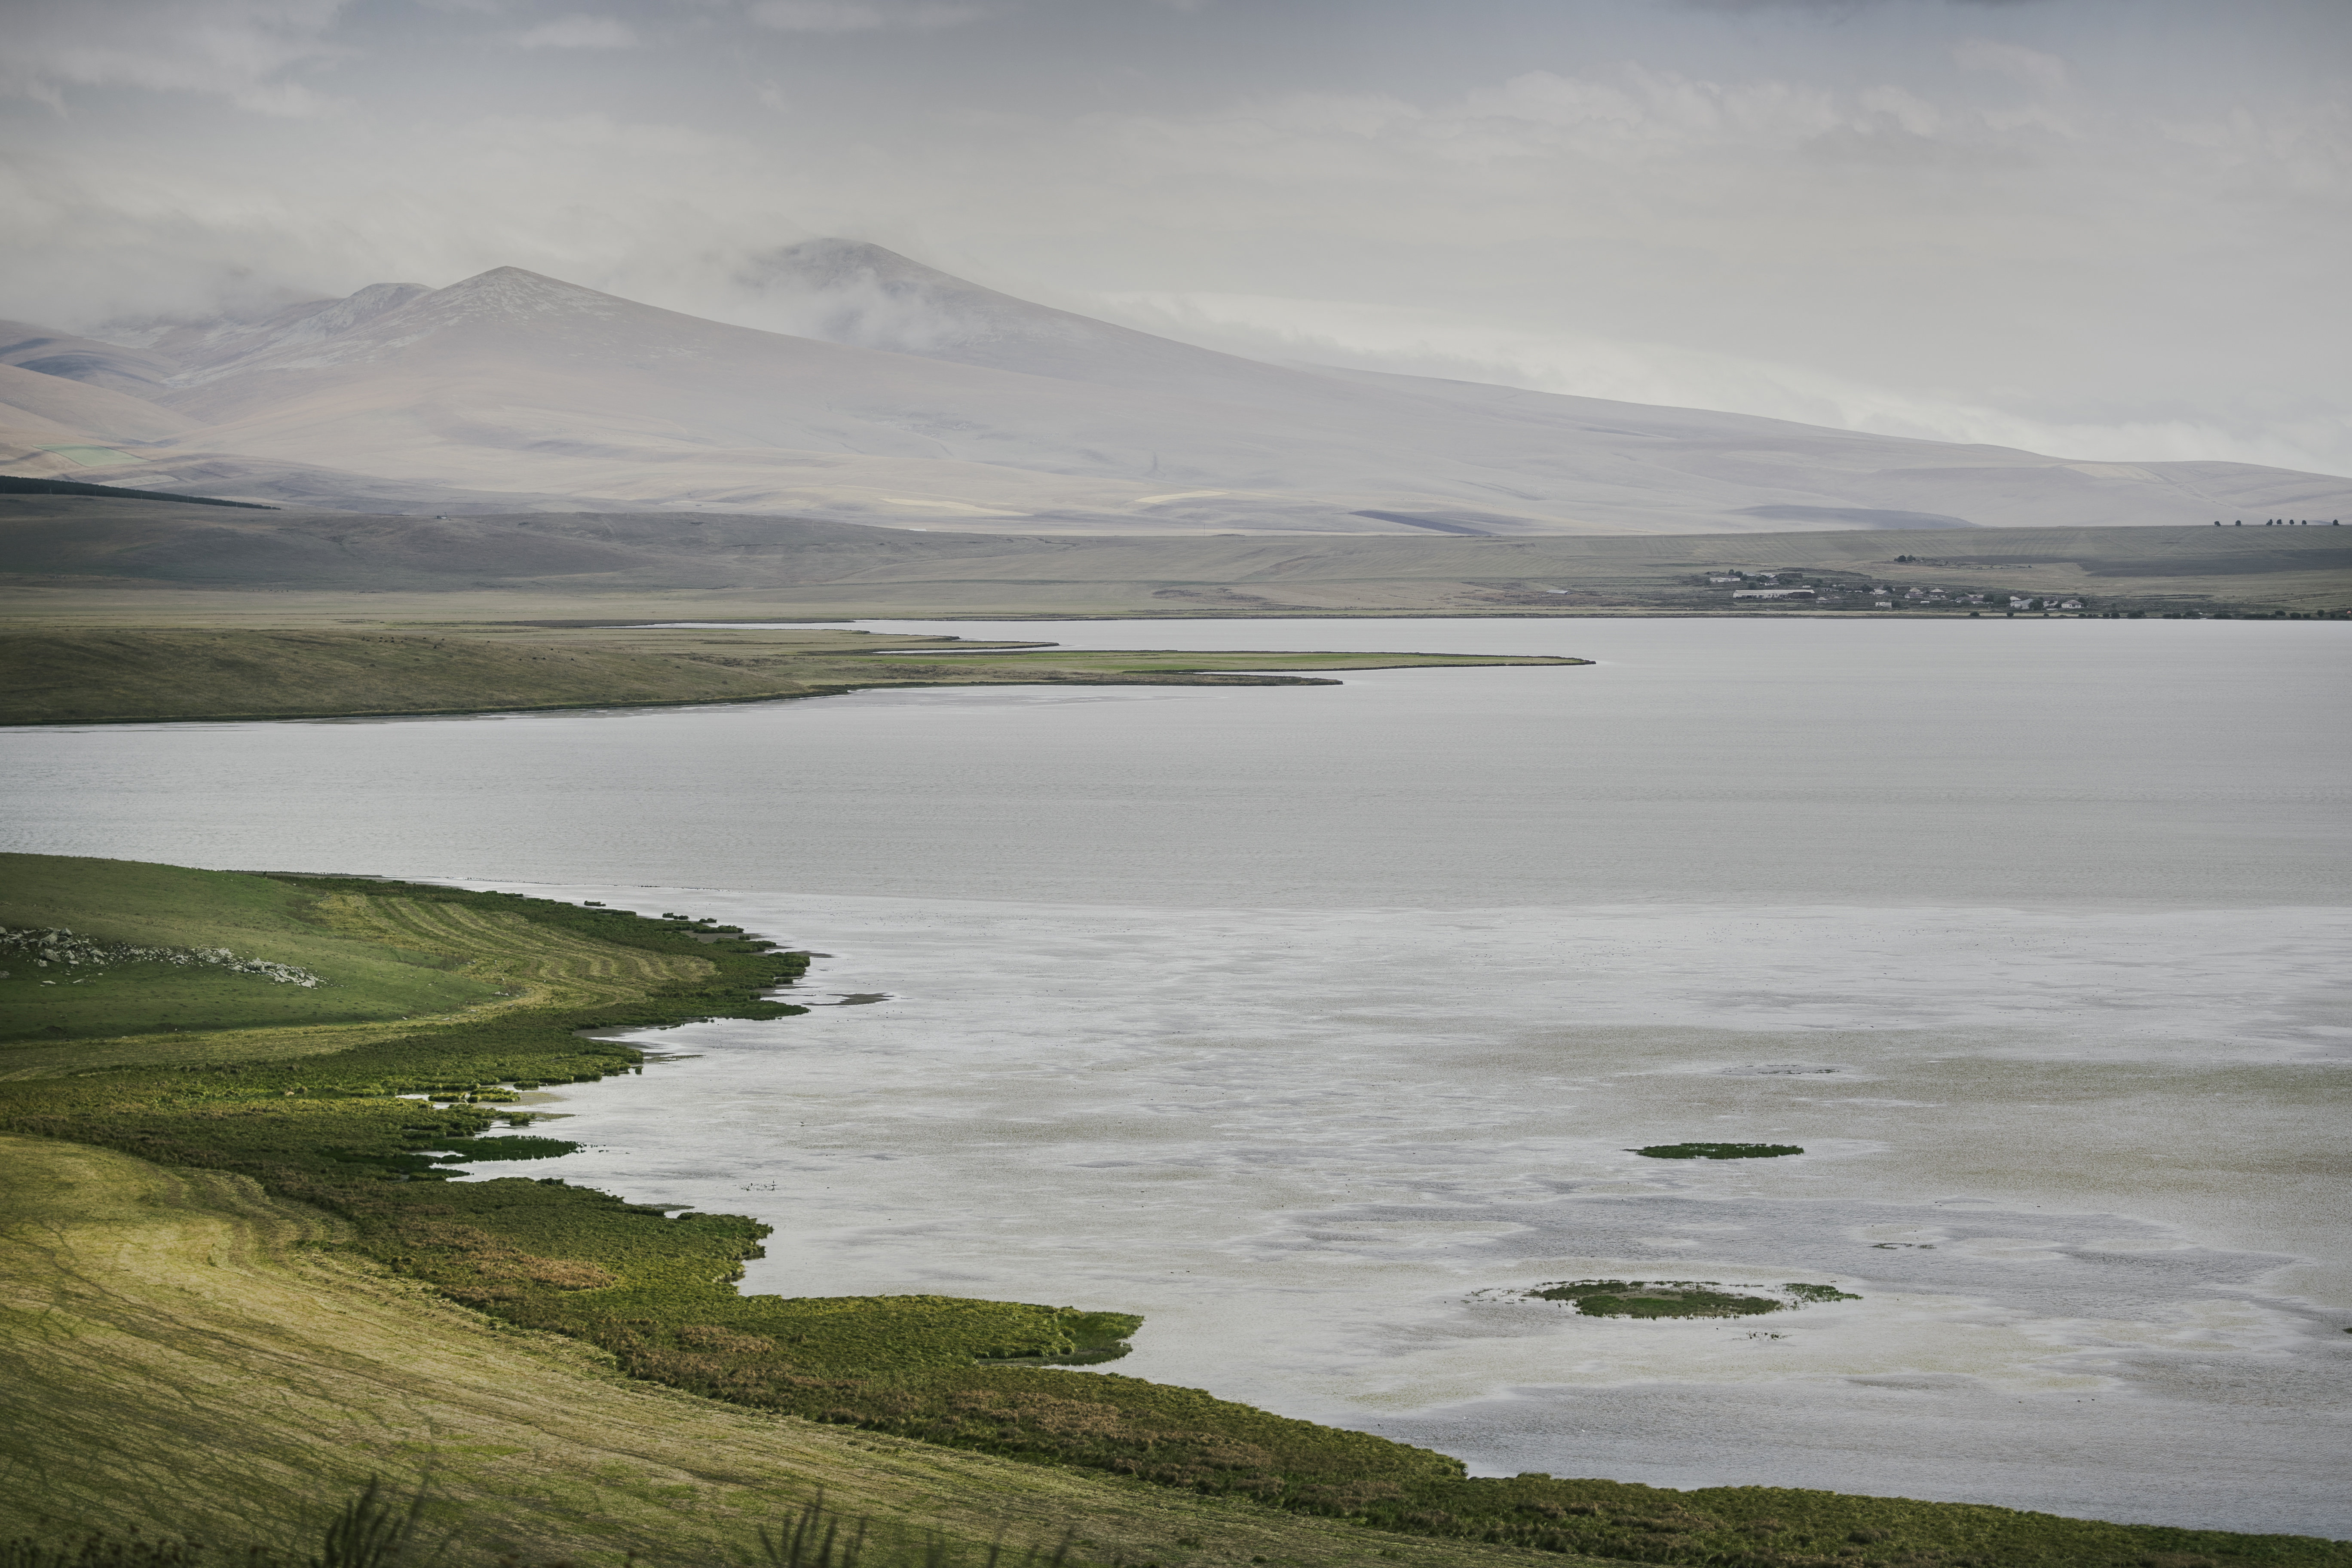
1950 37 2066 87
0 0 349 113
1668 0 2049 10
2 0 2346 474
513 14 640 47
744 0 996 32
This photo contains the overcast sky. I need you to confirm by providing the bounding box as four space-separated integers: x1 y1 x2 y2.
6 0 2348 474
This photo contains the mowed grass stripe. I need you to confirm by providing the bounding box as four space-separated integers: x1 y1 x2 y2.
340 897 704 986
315 895 714 1010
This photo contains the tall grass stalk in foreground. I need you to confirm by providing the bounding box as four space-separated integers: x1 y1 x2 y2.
759 1493 1083 1568
760 1494 868 1568
2 1482 432 1568
312 1481 426 1568
9 1488 1095 1568
0 1537 210 1568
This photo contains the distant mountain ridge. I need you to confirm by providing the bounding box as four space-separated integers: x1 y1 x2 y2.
116 282 436 384
0 242 2346 533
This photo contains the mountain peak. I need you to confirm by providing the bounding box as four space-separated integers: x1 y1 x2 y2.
736 237 1307 395
738 239 1061 360
758 238 977 296
132 269 634 387
425 267 629 322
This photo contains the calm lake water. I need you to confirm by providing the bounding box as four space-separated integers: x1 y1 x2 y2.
6 617 2348 1534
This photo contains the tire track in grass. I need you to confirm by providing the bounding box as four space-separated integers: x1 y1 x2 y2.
311 894 716 1011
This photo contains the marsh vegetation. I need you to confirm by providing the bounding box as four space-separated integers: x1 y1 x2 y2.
1633 1143 1804 1161
1510 1281 1862 1319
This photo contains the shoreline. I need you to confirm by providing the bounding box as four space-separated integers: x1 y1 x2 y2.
442 884 2352 1542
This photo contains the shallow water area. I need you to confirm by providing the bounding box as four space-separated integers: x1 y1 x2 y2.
444 888 2352 1536
5 617 2348 1535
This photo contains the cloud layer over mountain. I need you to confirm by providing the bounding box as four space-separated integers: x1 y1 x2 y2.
3 0 2346 479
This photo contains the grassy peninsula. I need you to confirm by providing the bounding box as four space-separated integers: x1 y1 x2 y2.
0 625 1586 726
5 854 2346 1568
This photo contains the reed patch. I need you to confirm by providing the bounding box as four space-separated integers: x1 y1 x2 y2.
1497 1280 1863 1319
1633 1142 1804 1160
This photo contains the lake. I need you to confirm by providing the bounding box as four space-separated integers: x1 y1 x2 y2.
6 616 2347 1535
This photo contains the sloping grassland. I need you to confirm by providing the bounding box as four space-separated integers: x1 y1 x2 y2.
1 1135 1586 1568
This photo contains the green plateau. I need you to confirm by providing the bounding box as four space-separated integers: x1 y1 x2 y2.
3 854 2346 1568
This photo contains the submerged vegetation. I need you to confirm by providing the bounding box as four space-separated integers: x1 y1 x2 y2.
1527 1282 1782 1319
1783 1283 1863 1305
1514 1281 1862 1319
1633 1143 1804 1161
4 854 2347 1568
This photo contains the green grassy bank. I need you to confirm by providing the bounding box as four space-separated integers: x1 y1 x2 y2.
3 855 2343 1568
0 855 510 1041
